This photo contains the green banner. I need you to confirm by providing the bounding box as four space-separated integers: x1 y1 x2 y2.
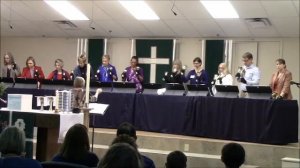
205 40 225 81
88 39 104 74
136 39 173 84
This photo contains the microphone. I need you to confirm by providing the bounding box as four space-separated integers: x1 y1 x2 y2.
290 81 300 85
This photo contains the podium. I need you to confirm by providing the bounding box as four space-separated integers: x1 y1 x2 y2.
214 85 239 98
246 86 272 99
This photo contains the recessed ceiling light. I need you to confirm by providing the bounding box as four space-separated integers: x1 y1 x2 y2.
44 0 89 20
200 0 239 19
119 0 159 20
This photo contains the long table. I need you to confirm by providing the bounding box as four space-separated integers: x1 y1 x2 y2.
1 88 298 145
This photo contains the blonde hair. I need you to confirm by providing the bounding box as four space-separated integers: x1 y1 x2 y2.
78 54 87 64
172 59 182 71
102 54 110 60
218 63 230 75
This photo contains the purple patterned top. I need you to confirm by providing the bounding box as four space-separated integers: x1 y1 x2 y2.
125 66 144 93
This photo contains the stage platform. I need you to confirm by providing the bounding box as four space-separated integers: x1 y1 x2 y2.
88 128 299 168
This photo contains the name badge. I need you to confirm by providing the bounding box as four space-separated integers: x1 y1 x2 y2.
190 75 195 79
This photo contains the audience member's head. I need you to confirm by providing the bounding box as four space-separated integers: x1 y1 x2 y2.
59 124 90 161
111 134 138 149
221 143 245 168
0 126 26 156
73 76 85 88
98 143 143 168
117 122 137 140
165 150 187 168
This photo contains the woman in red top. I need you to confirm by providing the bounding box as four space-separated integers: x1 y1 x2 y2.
21 56 45 79
47 59 70 80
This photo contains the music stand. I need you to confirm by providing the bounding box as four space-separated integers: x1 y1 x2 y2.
164 83 186 96
14 78 38 88
142 83 163 95
112 82 136 93
90 81 112 92
42 79 73 90
88 103 109 152
186 84 208 96
246 86 272 99
214 85 239 98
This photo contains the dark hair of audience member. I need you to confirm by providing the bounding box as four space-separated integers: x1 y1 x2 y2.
221 143 245 168
0 126 25 156
98 143 143 168
116 122 137 140
111 134 138 149
165 150 187 168
59 124 90 161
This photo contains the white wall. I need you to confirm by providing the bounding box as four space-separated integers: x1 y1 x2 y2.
0 37 77 77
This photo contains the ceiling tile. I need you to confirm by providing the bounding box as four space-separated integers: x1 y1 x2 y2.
261 1 298 17
292 0 299 13
147 1 185 19
216 20 252 37
170 1 211 19
189 19 226 37
231 1 268 18
93 20 131 37
163 19 200 37
118 20 153 37
22 1 65 20
271 17 300 37
94 1 136 21
1 1 27 21
10 1 47 21
140 20 176 37
71 1 111 20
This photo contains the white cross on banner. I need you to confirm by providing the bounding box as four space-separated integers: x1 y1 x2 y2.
139 46 169 83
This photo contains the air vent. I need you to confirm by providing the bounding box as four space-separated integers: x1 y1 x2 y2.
245 18 272 28
53 20 78 29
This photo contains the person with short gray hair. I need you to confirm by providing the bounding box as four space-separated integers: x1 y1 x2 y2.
0 126 42 168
